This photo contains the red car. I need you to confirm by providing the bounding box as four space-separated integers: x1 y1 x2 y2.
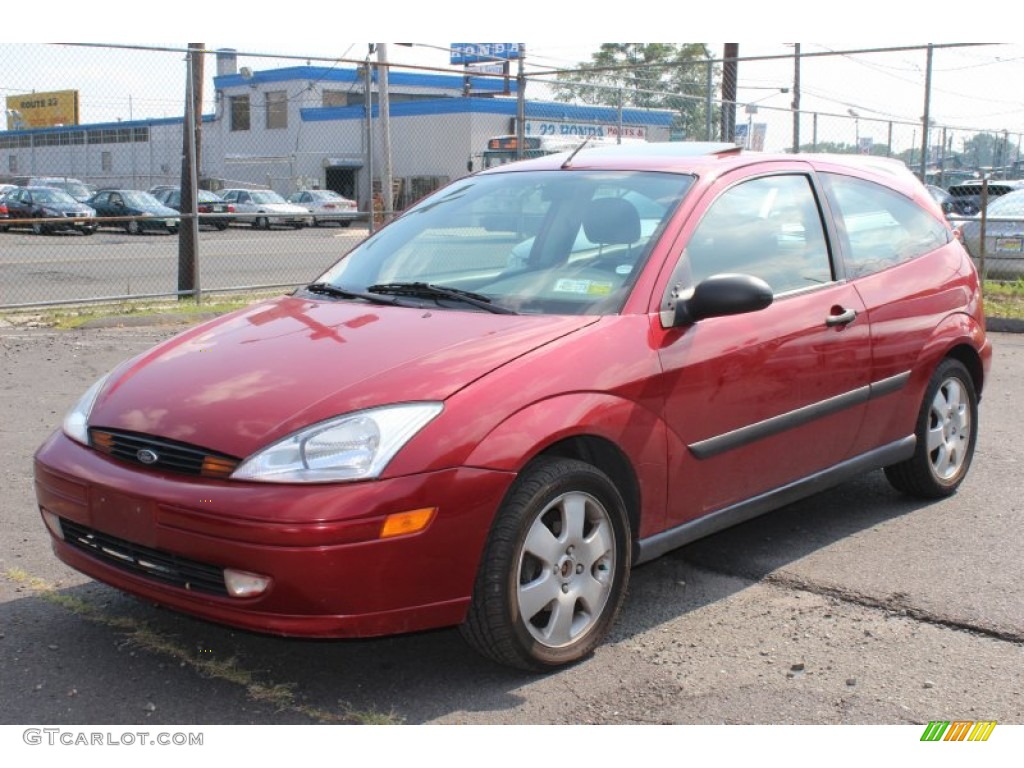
35 143 992 671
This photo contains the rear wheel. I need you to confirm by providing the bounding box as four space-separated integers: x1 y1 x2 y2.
31 219 46 235
255 216 270 230
460 457 631 671
885 358 978 498
126 219 141 235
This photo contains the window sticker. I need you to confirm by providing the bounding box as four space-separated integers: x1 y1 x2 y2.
553 279 614 295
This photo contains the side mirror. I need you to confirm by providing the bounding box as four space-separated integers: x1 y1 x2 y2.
670 273 773 327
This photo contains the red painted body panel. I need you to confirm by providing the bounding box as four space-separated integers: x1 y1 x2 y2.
33 147 993 643
35 430 514 635
90 297 596 458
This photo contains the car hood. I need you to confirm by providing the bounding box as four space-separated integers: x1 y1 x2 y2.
46 202 92 213
89 296 598 458
135 203 179 216
256 202 308 214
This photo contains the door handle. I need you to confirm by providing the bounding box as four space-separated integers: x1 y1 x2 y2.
826 307 858 327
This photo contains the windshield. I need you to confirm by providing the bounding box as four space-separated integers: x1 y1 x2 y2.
250 190 287 204
33 188 77 205
314 170 693 316
121 191 164 208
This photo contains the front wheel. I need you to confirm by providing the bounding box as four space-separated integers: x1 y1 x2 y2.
254 216 270 230
885 358 978 498
460 457 631 672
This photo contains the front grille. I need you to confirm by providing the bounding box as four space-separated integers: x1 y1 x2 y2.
89 429 240 478
60 518 228 596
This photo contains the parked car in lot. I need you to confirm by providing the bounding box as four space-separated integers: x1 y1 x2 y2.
153 188 236 230
287 189 358 227
959 188 1024 278
87 189 180 234
1 186 96 234
14 176 96 203
219 188 312 229
35 143 991 671
926 184 957 217
946 179 1024 216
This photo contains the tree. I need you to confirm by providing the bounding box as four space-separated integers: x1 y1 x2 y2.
552 44 717 141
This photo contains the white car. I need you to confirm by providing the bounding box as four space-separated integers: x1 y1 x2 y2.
287 189 359 227
219 189 312 229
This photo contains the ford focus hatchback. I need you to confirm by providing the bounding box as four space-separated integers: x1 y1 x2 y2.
34 143 992 671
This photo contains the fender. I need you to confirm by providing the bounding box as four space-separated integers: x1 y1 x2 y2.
464 392 670 539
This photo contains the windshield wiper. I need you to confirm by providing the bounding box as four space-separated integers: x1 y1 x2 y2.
366 282 517 314
302 282 409 306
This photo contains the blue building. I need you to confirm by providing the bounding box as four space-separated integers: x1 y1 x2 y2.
1 52 675 211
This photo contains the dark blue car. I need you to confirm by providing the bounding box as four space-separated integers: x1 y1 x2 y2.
87 189 180 234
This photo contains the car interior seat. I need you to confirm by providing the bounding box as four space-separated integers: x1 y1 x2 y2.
582 197 641 259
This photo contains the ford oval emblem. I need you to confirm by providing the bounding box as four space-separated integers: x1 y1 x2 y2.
137 448 160 465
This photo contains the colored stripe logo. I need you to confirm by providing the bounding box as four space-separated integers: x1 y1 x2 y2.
921 721 996 741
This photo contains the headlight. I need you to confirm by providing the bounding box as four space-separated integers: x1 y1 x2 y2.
62 373 111 445
231 402 443 483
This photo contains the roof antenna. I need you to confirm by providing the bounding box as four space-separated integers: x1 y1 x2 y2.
561 135 595 169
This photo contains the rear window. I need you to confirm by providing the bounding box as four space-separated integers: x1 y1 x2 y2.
821 173 951 278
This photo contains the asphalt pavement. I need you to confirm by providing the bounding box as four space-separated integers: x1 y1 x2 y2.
1 320 1021 727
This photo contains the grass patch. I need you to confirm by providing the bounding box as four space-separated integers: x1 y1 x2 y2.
2 294 277 330
983 278 1024 320
3 567 403 724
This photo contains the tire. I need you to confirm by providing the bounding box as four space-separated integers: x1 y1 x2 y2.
460 457 631 672
255 216 270 230
32 220 46 235
215 222 230 231
885 358 978 499
126 219 140 235
82 226 95 236
340 221 352 228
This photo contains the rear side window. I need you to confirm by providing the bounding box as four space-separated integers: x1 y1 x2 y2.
820 173 950 278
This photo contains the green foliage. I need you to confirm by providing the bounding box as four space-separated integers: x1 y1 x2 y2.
552 44 717 141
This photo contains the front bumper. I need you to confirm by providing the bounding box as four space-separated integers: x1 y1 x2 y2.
34 430 513 638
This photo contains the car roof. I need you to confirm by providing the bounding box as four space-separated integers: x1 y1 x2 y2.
481 142 926 198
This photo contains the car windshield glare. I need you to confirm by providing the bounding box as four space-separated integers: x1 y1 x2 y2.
315 170 693 316
251 190 287 204
35 189 76 204
121 191 162 208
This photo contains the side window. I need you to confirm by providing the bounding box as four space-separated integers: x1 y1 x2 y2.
230 95 251 132
820 172 951 278
682 174 832 294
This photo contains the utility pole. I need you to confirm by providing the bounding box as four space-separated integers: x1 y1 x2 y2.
177 43 203 301
791 43 801 154
377 44 394 223
920 43 933 181
515 45 526 160
721 44 738 143
364 47 375 234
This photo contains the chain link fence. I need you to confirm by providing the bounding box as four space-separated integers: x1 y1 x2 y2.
2 42 1022 309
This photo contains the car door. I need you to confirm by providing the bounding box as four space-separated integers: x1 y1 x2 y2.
7 189 31 218
817 171 968 456
654 167 872 523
